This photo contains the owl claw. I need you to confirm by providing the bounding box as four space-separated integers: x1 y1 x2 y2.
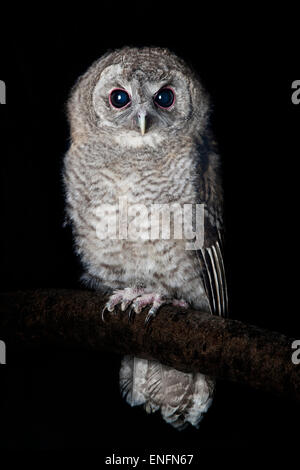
144 297 189 326
101 305 108 322
145 303 162 325
101 302 116 322
145 309 156 326
128 305 135 322
106 302 116 312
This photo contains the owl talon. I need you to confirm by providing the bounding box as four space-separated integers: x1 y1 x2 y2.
145 310 156 326
101 305 108 322
128 305 135 322
106 301 117 312
101 301 118 321
145 304 161 325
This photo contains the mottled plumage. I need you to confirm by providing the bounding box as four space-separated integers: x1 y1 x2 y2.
63 47 227 429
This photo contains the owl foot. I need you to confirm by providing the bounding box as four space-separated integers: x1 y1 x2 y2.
102 288 188 324
142 295 188 325
102 287 144 320
129 293 164 324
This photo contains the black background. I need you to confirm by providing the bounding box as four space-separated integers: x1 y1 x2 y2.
0 5 299 456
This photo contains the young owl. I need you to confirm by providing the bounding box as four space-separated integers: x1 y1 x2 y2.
63 47 227 430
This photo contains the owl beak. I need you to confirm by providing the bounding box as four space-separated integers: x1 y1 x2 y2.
137 111 147 136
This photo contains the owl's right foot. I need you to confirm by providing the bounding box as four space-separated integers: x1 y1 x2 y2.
101 287 145 320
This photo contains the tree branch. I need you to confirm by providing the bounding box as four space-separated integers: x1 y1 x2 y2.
0 288 299 403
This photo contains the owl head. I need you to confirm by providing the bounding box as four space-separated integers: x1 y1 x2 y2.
68 47 210 148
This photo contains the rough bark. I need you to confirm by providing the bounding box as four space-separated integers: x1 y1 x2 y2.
0 288 299 403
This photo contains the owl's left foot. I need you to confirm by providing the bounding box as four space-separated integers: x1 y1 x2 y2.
102 288 188 324
130 294 188 324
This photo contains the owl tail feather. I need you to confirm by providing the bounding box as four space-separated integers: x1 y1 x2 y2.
120 355 214 430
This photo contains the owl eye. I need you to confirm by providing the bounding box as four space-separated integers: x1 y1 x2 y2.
154 87 175 109
109 88 131 109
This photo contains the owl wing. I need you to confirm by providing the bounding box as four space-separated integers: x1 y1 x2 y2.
194 137 228 317
197 215 228 317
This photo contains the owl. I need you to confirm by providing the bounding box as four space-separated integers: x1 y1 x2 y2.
63 47 227 430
